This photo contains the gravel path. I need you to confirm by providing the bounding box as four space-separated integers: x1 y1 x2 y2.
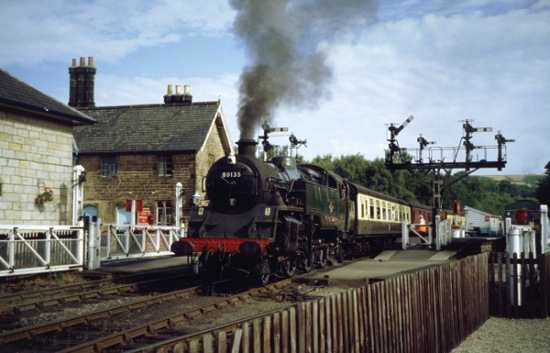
451 317 550 353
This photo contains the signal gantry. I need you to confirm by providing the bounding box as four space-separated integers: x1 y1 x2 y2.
384 117 514 235
385 118 513 173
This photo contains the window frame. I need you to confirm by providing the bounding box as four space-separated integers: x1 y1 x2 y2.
102 156 117 177
157 154 174 177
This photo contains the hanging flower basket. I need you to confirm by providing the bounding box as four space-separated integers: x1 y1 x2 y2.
36 187 54 205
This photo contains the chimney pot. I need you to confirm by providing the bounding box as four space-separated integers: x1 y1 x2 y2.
175 85 182 95
184 85 190 95
167 85 173 95
69 56 96 108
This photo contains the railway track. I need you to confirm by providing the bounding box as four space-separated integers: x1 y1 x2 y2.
0 277 322 352
0 272 194 316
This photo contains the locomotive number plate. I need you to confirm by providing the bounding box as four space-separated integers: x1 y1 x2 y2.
222 171 241 178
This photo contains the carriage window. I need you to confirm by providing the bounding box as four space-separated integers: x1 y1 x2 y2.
376 200 381 220
382 202 387 220
370 198 375 219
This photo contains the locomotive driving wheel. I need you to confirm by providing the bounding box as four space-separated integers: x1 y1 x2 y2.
334 243 344 263
280 256 297 278
196 248 212 275
315 247 327 269
297 252 313 273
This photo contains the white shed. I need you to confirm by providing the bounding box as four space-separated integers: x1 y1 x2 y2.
464 206 503 236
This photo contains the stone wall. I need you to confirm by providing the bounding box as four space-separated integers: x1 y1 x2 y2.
194 117 228 198
78 153 195 224
77 121 227 225
0 111 74 225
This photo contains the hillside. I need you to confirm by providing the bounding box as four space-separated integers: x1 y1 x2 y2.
479 174 543 186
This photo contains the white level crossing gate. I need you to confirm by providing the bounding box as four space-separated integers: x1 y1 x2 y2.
0 225 85 276
0 167 186 277
0 222 183 276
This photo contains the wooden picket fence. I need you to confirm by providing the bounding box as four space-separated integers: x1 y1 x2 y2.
489 251 550 318
150 253 489 353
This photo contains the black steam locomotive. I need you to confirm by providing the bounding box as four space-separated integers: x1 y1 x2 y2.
171 138 431 285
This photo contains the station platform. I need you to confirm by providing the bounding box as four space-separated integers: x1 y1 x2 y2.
96 255 191 275
94 247 459 287
300 248 458 287
91 236 502 285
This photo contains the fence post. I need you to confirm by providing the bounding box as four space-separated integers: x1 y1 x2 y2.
87 218 98 270
9 228 15 271
76 220 84 267
402 220 409 250
505 217 512 237
106 224 112 259
175 182 184 238
435 215 441 251
45 228 51 268
541 254 548 318
541 205 549 254
94 219 101 269
72 165 85 225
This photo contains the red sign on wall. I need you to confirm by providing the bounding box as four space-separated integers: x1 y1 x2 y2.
137 207 150 225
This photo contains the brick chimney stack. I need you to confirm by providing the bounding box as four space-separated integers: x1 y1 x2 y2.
163 84 193 105
69 57 96 109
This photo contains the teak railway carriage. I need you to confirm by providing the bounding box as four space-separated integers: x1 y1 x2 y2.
171 139 432 285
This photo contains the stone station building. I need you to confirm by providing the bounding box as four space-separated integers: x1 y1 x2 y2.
71 57 233 227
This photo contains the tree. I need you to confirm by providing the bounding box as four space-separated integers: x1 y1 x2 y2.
310 154 334 171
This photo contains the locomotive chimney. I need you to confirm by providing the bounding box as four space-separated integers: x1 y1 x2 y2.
236 139 257 158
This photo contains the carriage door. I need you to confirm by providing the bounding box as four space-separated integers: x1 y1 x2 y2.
338 181 350 230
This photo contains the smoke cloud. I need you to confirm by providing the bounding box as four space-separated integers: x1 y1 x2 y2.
230 0 376 139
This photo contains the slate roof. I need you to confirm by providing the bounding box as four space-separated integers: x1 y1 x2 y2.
0 68 95 125
74 101 228 153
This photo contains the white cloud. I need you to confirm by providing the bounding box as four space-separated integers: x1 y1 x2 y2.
0 0 234 66
265 1 550 175
1 0 548 175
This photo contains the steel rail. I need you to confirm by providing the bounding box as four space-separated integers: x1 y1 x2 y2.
0 284 203 344
0 272 194 315
57 279 293 353
0 282 139 315
0 276 116 304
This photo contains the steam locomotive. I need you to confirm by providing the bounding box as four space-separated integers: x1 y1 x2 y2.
171 139 432 285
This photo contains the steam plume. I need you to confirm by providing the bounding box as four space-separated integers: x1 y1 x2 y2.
230 0 375 139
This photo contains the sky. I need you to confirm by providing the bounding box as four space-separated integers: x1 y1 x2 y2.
1 0 549 176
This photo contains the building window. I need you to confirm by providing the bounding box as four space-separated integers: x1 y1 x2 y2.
157 155 173 177
157 201 173 225
102 156 116 176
